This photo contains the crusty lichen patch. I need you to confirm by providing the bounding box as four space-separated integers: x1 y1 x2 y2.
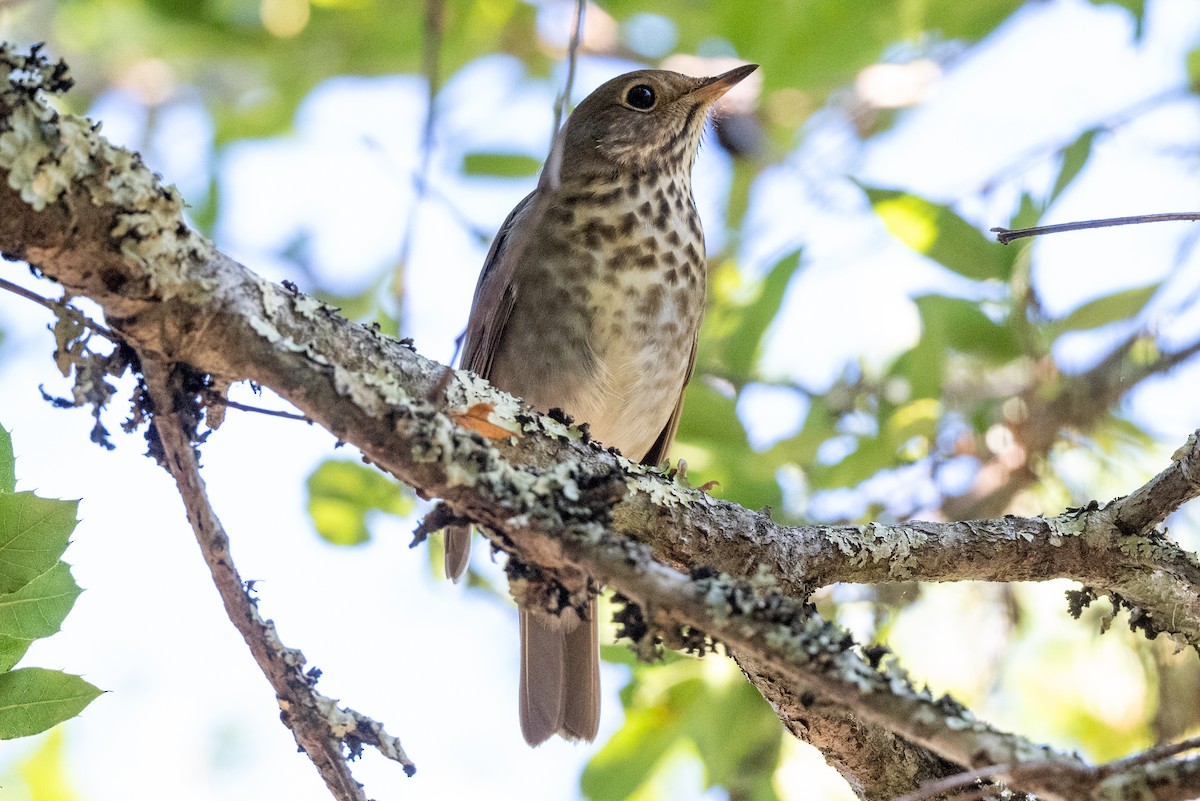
1 44 213 300
824 523 927 579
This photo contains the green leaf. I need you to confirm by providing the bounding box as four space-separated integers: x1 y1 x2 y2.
1188 47 1200 89
1050 284 1159 337
0 493 78 594
0 635 33 674
866 189 1014 282
688 679 782 798
723 251 803 376
915 295 1021 362
0 562 82 642
0 425 13 493
0 668 101 739
306 459 415 546
462 152 542 178
1049 128 1098 204
583 676 706 801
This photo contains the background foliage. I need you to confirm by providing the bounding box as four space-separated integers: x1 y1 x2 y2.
1 0 1199 799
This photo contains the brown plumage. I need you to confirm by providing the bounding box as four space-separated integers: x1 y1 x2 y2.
446 63 758 746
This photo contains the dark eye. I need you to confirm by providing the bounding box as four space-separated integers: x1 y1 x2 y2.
625 84 656 110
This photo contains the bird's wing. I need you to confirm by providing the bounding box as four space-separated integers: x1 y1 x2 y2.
460 190 539 376
640 333 698 468
446 189 539 581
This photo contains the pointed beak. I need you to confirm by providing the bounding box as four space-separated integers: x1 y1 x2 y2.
688 63 759 105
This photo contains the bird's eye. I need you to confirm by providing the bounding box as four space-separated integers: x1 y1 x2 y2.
625 84 656 110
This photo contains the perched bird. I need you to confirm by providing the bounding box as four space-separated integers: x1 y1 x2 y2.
447 63 758 746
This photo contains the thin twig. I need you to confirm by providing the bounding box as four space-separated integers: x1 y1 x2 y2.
203 392 312 422
544 0 586 190
144 360 414 799
395 0 446 290
889 764 1012 801
993 213 1200 244
1099 734 1200 776
0 275 116 340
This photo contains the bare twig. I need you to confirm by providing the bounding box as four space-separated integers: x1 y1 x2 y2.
544 0 586 190
0 275 116 340
143 360 414 800
202 391 312 422
1098 734 1200 776
993 212 1200 244
889 763 1012 801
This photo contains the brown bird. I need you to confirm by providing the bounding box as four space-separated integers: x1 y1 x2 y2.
447 63 758 746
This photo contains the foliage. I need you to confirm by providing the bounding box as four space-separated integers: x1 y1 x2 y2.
0 425 99 740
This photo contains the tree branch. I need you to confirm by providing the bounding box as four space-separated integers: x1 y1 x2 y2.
143 359 414 799
6 41 1200 800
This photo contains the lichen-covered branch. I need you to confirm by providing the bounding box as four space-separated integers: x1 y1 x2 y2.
7 41 1200 801
143 359 414 800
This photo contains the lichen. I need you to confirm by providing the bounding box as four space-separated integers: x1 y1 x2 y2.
1 43 214 300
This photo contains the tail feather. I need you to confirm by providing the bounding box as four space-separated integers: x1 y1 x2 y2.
444 525 472 582
518 598 600 746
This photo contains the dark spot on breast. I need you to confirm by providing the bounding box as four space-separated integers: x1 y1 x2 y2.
684 243 700 263
638 201 653 217
664 267 678 284
593 187 621 205
618 212 637 237
642 236 659 252
638 284 665 317
666 230 681 247
635 252 657 270
662 252 678 267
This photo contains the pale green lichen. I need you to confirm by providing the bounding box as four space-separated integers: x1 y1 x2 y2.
824 524 927 578
626 470 709 510
1 44 214 300
1045 512 1086 546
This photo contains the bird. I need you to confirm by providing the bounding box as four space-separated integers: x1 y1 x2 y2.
446 63 758 746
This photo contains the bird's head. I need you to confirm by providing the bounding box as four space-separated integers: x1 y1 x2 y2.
557 64 758 179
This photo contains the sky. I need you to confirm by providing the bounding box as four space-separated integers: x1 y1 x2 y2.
1 1 1200 800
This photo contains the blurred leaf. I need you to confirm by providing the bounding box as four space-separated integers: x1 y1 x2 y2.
0 562 81 646
723 251 803 377
0 494 77 595
1011 191 1041 231
1049 283 1159 337
462 152 542 177
601 1 1021 94
915 295 1021 362
0 425 13 493
306 458 415 545
1088 0 1146 36
867 189 1014 282
582 683 692 801
0 668 102 740
16 727 82 801
688 678 782 799
1049 128 1099 205
1188 47 1200 89
676 380 782 511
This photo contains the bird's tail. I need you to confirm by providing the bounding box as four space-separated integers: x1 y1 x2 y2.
519 597 600 746
444 525 472 582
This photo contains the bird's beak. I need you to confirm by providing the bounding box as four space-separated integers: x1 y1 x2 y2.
688 63 759 104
